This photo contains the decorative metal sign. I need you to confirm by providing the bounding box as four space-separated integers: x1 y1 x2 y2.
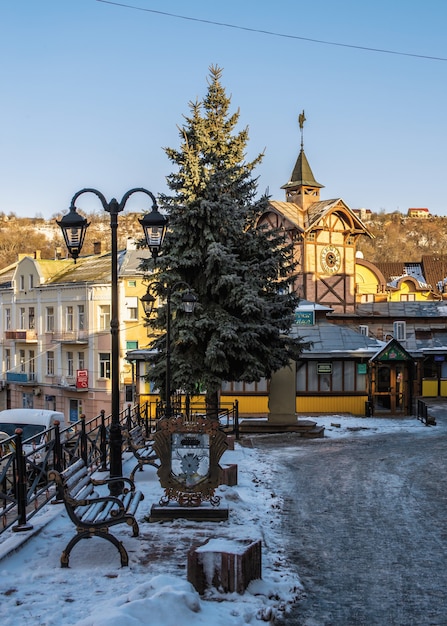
153 415 227 508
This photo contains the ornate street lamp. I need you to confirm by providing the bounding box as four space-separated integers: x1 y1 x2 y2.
57 187 167 493
141 282 197 418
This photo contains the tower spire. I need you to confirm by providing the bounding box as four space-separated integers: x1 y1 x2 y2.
281 110 324 208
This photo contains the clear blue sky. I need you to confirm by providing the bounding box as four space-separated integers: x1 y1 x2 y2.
1 1 447 218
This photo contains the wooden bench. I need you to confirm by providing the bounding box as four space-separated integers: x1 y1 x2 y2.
48 458 144 568
123 425 159 482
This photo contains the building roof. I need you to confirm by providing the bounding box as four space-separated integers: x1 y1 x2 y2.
353 301 447 318
292 320 384 358
281 148 324 190
268 197 372 237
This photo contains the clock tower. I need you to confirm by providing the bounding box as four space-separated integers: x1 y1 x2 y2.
258 112 373 313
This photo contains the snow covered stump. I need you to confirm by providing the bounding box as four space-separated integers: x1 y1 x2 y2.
187 538 262 594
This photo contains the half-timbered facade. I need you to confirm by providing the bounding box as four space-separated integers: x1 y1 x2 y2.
259 132 373 313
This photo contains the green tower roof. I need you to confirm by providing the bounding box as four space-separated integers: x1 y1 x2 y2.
281 148 324 190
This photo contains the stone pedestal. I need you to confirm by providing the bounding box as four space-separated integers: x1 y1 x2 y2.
268 361 296 424
187 538 262 594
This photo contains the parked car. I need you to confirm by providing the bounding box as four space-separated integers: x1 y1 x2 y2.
0 409 68 460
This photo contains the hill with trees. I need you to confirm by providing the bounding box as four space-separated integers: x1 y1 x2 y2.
356 211 447 263
0 211 145 268
0 208 445 270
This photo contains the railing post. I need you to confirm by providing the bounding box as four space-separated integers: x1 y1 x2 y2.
51 421 65 503
13 428 33 532
234 400 239 440
99 409 108 471
80 414 87 465
126 404 132 431
53 421 63 474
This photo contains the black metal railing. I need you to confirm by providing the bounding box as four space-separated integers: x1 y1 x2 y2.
0 398 238 536
0 401 152 535
416 399 436 426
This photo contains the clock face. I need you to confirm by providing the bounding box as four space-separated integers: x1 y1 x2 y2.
320 245 341 274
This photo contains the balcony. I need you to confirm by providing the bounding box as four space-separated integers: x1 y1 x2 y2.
6 371 37 384
4 330 38 343
50 331 89 344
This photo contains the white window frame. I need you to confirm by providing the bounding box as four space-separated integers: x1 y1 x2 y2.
47 351 55 376
393 321 406 341
46 307 55 332
99 353 111 379
66 306 74 332
99 305 111 331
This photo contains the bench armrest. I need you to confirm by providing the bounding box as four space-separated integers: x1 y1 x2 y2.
91 475 136 492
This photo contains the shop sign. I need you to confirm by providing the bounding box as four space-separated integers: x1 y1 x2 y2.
76 369 88 389
295 311 315 326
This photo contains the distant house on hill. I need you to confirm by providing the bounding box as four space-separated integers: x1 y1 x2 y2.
407 207 430 218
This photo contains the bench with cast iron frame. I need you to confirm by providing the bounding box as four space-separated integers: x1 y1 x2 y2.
48 458 144 567
123 425 159 482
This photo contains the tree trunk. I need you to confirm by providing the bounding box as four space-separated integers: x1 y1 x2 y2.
206 390 219 421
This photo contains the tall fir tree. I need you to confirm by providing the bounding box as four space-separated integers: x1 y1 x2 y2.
142 66 306 415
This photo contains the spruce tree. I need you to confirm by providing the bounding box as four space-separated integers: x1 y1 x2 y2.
142 66 305 416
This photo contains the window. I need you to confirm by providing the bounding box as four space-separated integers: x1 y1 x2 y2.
361 294 374 303
296 360 366 393
393 321 406 341
400 294 415 302
29 274 34 289
19 275 25 291
29 307 35 330
46 307 55 332
66 306 73 331
22 393 33 409
47 351 55 376
221 378 268 393
128 280 137 287
126 340 138 350
19 349 25 373
5 349 11 372
99 305 110 331
359 325 369 336
29 350 35 381
125 297 138 320
5 308 11 331
20 307 26 329
77 351 85 371
78 305 85 330
67 351 74 377
99 353 111 378
125 385 134 402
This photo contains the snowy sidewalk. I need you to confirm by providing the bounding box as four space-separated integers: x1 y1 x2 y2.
0 442 303 626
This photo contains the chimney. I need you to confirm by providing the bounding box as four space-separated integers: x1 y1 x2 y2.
55 247 63 260
34 250 41 260
94 241 102 255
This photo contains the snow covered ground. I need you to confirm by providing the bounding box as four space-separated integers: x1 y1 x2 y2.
0 413 441 625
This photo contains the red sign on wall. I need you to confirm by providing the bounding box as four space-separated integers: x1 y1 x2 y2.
76 369 88 389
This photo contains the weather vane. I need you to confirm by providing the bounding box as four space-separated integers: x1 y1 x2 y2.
298 110 306 149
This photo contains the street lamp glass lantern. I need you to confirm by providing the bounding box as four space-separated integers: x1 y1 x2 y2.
181 291 197 313
139 206 168 259
141 290 156 316
57 206 90 262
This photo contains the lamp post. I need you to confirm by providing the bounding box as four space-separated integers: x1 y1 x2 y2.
141 283 196 418
57 188 167 491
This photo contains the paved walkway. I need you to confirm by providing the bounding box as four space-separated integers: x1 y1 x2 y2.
254 405 447 625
